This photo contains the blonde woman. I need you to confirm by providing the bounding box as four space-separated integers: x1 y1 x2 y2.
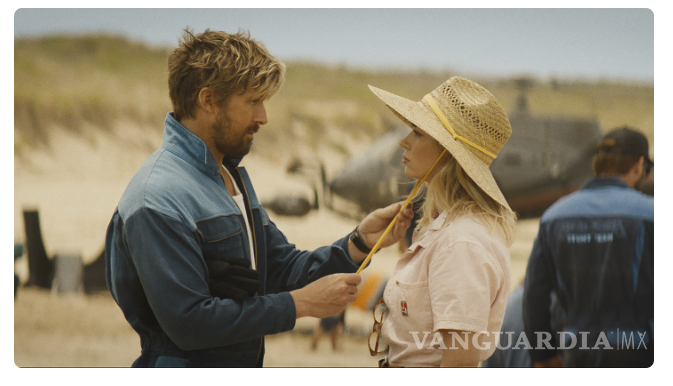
367 76 517 367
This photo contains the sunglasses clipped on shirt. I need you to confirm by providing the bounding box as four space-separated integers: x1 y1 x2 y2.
368 297 389 356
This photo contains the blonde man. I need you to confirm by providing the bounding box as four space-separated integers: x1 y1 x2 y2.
105 29 412 367
524 127 654 367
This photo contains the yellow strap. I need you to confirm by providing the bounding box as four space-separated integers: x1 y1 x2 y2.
356 149 447 274
423 95 497 159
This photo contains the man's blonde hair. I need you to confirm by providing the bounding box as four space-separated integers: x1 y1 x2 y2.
415 152 517 246
168 29 286 121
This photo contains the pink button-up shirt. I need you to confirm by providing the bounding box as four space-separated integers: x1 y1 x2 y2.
381 212 511 367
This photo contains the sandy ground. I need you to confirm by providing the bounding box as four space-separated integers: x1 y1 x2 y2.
12 124 540 368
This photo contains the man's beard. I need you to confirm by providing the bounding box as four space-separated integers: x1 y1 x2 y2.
212 110 259 159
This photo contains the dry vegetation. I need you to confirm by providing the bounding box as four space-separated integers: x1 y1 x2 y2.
14 34 654 163
14 35 169 152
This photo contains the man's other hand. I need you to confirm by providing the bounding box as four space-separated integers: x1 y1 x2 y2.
290 273 361 319
206 258 260 301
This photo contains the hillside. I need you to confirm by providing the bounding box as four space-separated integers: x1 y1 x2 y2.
15 34 654 162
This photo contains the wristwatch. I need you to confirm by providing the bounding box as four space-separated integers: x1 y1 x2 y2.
350 226 376 254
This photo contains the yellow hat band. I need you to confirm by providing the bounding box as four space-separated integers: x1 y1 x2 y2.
423 95 497 159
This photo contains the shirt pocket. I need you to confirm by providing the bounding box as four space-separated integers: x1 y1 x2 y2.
389 279 434 334
196 215 246 261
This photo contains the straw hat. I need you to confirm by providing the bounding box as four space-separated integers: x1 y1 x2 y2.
369 76 512 210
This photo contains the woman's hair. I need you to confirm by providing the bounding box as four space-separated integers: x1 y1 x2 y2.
415 143 517 245
168 28 286 121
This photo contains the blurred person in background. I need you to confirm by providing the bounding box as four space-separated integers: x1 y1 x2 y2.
105 28 412 367
310 311 346 351
523 127 653 367
367 76 517 367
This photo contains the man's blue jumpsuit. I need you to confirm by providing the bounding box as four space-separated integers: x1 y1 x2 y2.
523 177 653 367
105 113 359 367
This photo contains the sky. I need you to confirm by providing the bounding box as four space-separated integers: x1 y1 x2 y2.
12 6 658 83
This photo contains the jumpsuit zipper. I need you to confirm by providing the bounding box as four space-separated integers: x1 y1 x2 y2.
233 167 263 366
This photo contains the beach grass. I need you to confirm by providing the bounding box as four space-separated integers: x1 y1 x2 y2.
14 34 654 160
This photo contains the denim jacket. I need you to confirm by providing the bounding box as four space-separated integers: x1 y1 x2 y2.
523 177 654 367
105 113 358 367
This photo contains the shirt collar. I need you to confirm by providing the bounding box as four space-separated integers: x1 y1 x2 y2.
581 176 630 190
412 211 448 247
162 113 243 176
429 211 449 231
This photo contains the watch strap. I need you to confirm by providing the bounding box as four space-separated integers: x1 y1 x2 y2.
350 226 373 254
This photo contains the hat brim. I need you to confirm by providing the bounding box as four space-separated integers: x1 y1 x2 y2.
369 85 510 210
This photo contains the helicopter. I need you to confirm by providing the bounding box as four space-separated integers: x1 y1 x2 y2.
268 79 628 219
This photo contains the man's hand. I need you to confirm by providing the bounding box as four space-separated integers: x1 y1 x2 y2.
290 273 361 319
206 258 260 301
354 202 414 256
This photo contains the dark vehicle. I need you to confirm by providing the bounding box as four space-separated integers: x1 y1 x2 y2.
489 79 604 216
327 79 604 218
327 126 414 215
266 79 652 219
